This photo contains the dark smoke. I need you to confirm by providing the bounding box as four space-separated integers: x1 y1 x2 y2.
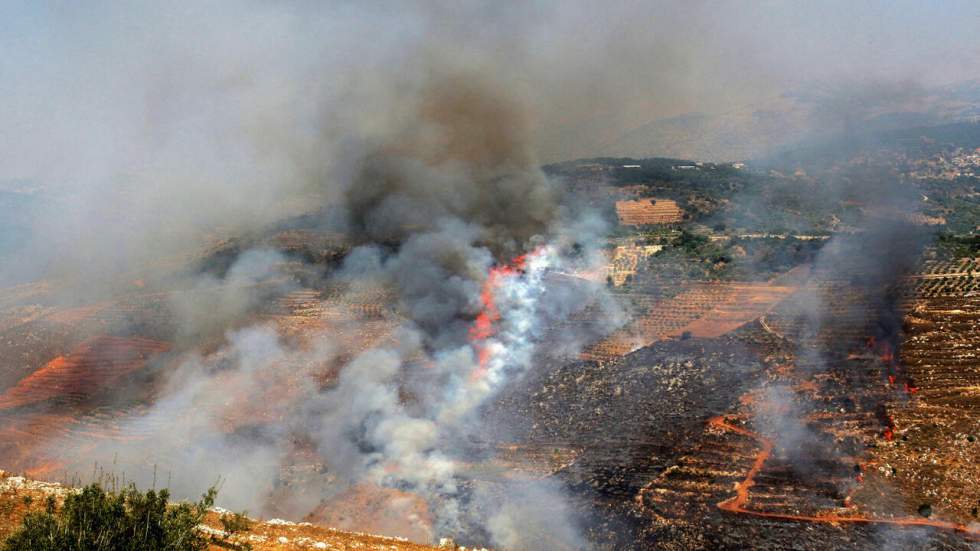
3 3 977 550
37 54 610 550
343 74 557 256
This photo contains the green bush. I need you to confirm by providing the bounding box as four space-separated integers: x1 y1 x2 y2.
3 482 217 551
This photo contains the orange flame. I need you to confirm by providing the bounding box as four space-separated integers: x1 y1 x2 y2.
707 415 980 540
468 251 534 380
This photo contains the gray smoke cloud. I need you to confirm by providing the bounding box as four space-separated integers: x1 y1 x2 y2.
20 5 623 545
70 227 609 548
5 2 978 549
168 248 295 343
4 2 977 288
749 193 934 520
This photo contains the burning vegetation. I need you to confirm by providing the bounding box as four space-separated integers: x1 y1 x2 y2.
5 125 980 548
2 4 980 550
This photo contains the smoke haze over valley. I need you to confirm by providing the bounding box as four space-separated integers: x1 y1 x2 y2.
1 2 980 550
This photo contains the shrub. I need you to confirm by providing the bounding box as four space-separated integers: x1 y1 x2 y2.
219 511 252 537
3 482 217 551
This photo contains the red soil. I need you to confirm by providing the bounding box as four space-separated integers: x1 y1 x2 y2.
615 198 684 225
0 336 170 411
582 279 798 362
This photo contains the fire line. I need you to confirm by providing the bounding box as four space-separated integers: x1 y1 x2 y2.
709 416 980 540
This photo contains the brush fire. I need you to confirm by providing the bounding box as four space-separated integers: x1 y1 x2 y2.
1 3 980 550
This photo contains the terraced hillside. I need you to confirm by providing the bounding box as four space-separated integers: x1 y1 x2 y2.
2 211 980 550
0 336 169 411
0 254 406 494
615 198 684 226
613 254 980 548
905 257 980 297
581 279 798 362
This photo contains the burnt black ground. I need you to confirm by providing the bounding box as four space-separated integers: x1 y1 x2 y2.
486 321 977 550
489 325 767 549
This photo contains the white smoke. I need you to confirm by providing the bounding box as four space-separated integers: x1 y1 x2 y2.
15 4 627 547
308 244 585 544
439 245 557 426
61 228 604 549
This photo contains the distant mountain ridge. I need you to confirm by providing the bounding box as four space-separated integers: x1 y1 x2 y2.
601 80 980 162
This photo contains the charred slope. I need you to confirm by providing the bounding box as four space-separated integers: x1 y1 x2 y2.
490 323 778 549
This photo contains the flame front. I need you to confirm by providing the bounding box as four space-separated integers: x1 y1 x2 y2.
437 244 554 438
469 252 532 380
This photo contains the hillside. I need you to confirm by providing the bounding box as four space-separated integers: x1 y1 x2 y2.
600 81 980 162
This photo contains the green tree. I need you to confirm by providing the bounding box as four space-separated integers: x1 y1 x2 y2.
3 482 217 551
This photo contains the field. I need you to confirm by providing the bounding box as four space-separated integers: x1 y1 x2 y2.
615 198 684 225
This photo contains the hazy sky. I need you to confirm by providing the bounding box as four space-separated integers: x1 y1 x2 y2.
0 1 977 286
1 1 978 170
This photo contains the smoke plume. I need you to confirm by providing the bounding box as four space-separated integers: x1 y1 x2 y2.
26 14 619 546
4 2 978 549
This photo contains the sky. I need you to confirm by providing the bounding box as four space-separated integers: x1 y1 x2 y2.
0 0 977 284
2 1 978 166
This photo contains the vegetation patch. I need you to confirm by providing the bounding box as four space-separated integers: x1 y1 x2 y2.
3 482 217 551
